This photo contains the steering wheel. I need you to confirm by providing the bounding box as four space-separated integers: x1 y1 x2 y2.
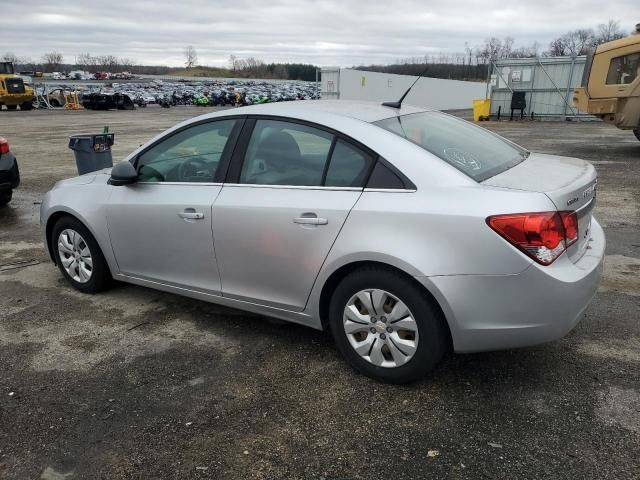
443 147 482 171
178 157 210 181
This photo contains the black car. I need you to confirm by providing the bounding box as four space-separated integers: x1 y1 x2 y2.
0 136 20 205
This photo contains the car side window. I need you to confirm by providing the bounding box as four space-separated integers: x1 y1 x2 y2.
239 120 333 186
606 53 640 85
137 119 237 183
324 139 374 188
366 161 407 189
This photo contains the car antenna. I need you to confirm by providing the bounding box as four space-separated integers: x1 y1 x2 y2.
382 64 430 109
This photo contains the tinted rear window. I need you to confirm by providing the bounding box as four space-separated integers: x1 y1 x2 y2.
374 111 528 181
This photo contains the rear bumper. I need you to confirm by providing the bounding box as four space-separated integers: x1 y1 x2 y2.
420 217 605 353
0 153 20 191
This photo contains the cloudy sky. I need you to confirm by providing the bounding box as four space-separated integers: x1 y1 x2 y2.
3 0 637 67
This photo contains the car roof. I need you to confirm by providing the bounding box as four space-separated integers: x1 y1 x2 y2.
212 100 431 123
124 99 471 188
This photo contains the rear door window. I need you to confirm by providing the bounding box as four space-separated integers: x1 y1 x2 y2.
240 120 333 186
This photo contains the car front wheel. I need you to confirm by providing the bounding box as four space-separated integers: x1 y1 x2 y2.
52 216 111 293
329 266 448 384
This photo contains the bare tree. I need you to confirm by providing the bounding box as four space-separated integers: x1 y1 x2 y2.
2 52 19 64
185 46 198 69
502 37 514 58
547 29 595 56
77 52 97 71
119 58 134 70
95 55 119 72
228 54 238 71
477 37 515 64
566 29 596 55
510 42 540 58
17 57 35 70
595 20 625 44
547 37 568 56
42 51 64 72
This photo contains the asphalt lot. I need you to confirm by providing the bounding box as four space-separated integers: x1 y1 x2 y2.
1 106 639 479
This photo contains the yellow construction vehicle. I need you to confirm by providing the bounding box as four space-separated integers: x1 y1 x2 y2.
0 62 35 111
574 23 640 140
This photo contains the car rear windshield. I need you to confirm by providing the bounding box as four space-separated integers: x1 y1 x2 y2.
374 111 528 181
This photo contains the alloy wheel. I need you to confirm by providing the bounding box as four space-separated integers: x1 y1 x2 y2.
57 229 93 283
343 289 419 368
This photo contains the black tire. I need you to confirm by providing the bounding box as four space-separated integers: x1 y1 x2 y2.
21 102 33 111
6 105 17 111
634 128 640 142
50 99 61 108
329 266 448 384
0 190 11 206
51 216 112 293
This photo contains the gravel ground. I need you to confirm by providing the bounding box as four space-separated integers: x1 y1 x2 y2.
0 106 638 479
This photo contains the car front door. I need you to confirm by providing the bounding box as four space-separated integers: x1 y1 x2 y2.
213 118 375 311
106 118 242 293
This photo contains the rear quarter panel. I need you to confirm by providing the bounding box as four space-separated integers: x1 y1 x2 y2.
306 184 556 319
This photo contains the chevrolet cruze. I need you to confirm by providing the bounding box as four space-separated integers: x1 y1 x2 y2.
41 101 604 383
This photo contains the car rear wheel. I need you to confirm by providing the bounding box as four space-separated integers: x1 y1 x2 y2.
52 216 112 293
329 266 448 384
634 128 640 142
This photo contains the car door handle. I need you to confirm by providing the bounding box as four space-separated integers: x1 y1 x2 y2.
294 213 328 225
179 209 204 220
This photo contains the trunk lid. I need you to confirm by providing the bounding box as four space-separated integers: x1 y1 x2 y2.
483 153 597 262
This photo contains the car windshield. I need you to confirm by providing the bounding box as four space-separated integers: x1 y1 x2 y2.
374 111 528 181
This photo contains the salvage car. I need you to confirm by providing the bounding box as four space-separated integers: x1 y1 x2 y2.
40 101 605 383
0 136 20 205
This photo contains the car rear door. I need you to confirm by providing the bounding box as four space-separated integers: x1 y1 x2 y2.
106 118 243 293
212 117 375 311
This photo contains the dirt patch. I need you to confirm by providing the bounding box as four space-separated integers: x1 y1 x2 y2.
594 190 640 227
600 254 640 296
577 337 640 363
597 386 640 433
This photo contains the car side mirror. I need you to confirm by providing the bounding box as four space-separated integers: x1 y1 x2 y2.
109 161 138 186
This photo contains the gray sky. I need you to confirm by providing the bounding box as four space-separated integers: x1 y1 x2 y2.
4 0 637 66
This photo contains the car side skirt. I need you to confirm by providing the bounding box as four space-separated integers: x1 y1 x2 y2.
113 273 317 329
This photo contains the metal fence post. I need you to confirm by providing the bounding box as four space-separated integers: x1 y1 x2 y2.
528 62 537 116
562 56 577 120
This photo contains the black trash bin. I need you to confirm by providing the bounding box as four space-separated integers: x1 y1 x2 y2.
68 133 114 175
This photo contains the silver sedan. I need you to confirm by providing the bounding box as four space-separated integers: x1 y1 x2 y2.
41 101 605 383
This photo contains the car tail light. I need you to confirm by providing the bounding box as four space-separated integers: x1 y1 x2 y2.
0 137 8 155
561 211 578 247
487 211 579 265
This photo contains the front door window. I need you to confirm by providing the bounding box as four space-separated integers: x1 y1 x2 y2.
137 119 238 182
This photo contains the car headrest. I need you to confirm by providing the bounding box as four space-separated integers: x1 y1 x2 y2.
258 131 301 170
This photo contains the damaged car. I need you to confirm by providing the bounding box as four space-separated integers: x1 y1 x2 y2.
40 100 605 383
